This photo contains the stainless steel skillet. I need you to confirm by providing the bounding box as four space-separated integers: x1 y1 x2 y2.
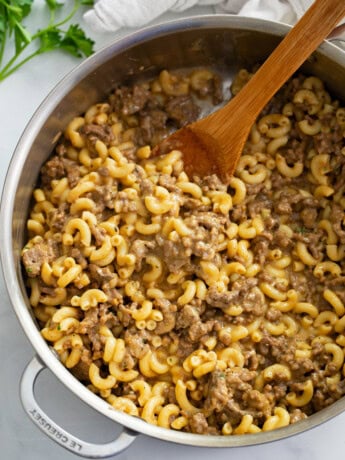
1 15 345 458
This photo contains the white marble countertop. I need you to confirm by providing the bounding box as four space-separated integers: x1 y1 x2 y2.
1 3 345 460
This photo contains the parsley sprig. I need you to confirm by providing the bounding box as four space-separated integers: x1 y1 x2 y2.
0 0 95 82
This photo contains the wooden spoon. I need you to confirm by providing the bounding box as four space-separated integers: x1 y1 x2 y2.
153 0 345 184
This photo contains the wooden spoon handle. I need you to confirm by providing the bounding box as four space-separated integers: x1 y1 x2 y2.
232 0 345 121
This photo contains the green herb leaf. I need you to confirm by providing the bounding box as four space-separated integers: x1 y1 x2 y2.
5 4 22 19
81 0 94 5
14 21 31 53
4 0 32 38
59 24 94 58
44 0 63 11
14 0 34 18
0 11 7 44
0 0 95 83
38 29 62 53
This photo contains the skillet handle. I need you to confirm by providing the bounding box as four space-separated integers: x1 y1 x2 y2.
20 355 138 458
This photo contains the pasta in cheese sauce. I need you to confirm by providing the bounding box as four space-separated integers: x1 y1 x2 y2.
22 68 345 435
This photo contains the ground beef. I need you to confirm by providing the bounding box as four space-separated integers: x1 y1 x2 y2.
139 178 154 196
270 171 292 189
87 184 116 211
231 204 247 222
71 351 92 381
252 238 270 265
121 350 136 370
188 320 214 342
69 248 88 269
300 208 318 228
283 142 306 164
181 225 216 260
290 409 308 424
124 330 150 359
40 156 65 187
140 109 168 144
165 95 200 126
263 382 288 403
258 333 294 366
175 336 196 360
176 304 200 329
22 239 60 277
153 299 177 335
199 174 227 192
330 203 345 243
130 239 156 271
265 308 282 322
182 197 209 211
314 128 343 155
49 203 69 232
205 285 234 309
333 163 345 191
157 174 178 191
81 123 114 146
63 158 81 187
246 183 266 196
78 308 103 351
294 230 324 260
206 278 264 317
226 367 257 387
88 264 117 286
273 229 293 248
205 371 229 412
155 241 185 272
115 191 138 213
189 412 209 434
289 358 315 379
112 85 150 116
213 368 264 425
274 198 292 215
243 390 271 418
247 194 273 218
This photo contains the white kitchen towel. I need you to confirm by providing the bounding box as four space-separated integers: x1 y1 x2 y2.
83 0 313 33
